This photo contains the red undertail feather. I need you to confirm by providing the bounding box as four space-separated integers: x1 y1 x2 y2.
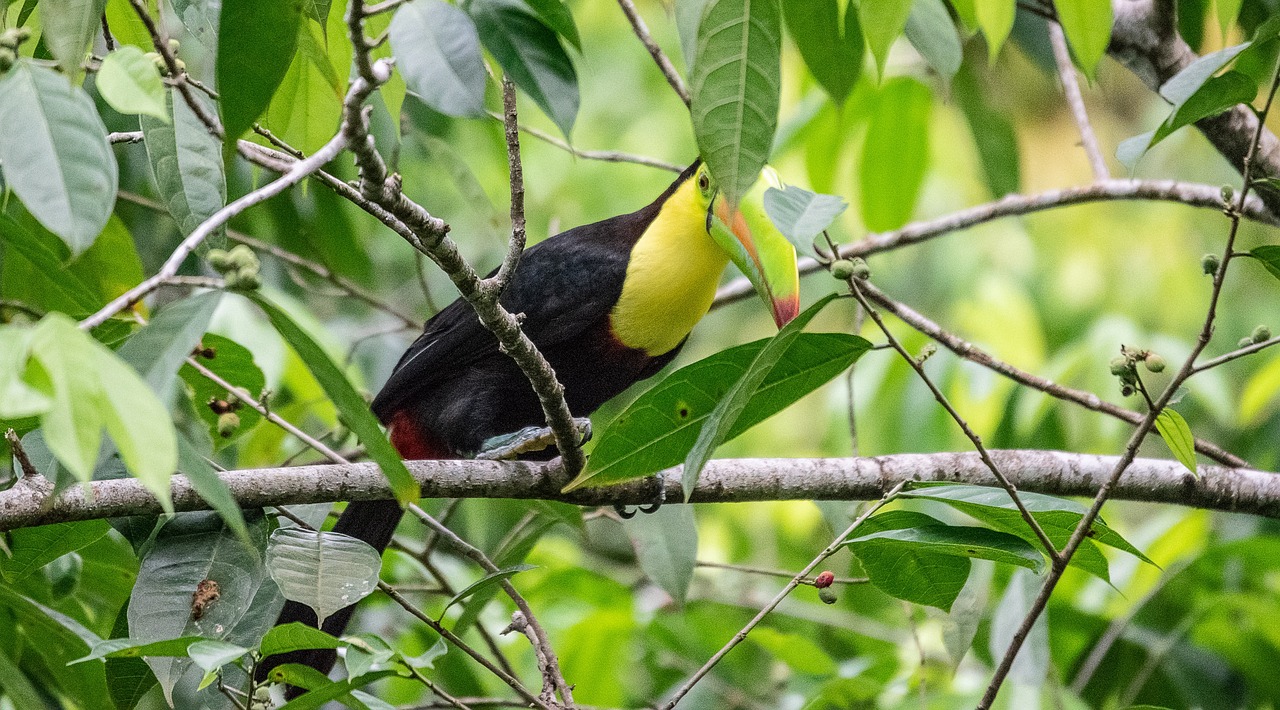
388 410 453 460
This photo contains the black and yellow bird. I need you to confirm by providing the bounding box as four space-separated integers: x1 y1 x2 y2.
265 160 801 678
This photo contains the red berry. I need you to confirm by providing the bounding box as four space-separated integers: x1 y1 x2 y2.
813 570 835 589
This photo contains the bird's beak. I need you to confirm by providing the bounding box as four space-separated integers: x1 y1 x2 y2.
708 175 800 329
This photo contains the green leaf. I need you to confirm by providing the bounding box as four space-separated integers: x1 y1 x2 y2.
683 293 849 498
1155 407 1198 475
265 527 382 627
39 0 108 74
29 313 178 507
1218 0 1242 38
904 0 962 82
74 637 203 664
274 669 397 710
170 0 220 50
248 294 418 503
975 0 1015 61
439 563 536 618
954 63 1020 197
842 510 974 610
522 0 580 50
0 585 110 703
858 0 912 77
390 0 488 117
0 325 52 419
0 214 101 314
176 433 251 543
563 330 871 491
781 0 863 105
216 0 303 140
1249 244 1280 281
116 292 222 407
762 184 847 258
141 91 226 237
259 622 344 658
860 76 931 231
844 518 1046 572
0 62 118 255
96 46 168 120
178 333 266 448
0 648 44 709
1120 70 1257 170
464 0 578 137
676 0 711 70
0 519 110 582
263 18 345 155
750 627 837 675
1055 0 1112 79
622 504 698 604
1160 42 1251 104
689 0 783 206
186 639 249 672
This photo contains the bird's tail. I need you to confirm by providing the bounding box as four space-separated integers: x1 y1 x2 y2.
258 412 447 685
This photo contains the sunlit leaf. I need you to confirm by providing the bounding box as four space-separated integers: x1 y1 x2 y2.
1056 0 1113 79
975 0 1015 61
762 184 847 258
1154 407 1198 475
97 46 168 120
904 0 962 82
860 76 931 231
781 0 863 105
858 0 912 77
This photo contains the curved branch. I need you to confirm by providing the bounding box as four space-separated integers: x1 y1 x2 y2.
3 451 1278 530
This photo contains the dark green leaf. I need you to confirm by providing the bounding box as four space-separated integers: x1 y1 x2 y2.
0 62 118 254
0 214 101 314
954 64 1020 197
439 563 536 618
844 519 1046 572
1120 71 1256 170
390 0 488 117
904 0 962 82
0 519 110 582
1248 244 1280 281
216 0 303 140
563 330 871 491
623 505 697 604
96 45 168 119
690 0 782 206
116 292 221 407
265 527 382 626
141 91 227 237
860 76 931 231
176 433 251 543
858 0 912 75
781 0 863 105
0 585 110 702
259 622 344 658
1155 407 1198 475
40 0 108 74
178 333 266 448
683 293 851 498
249 294 418 503
465 0 578 137
522 0 580 50
1055 0 1112 79
0 647 45 708
843 510 973 610
762 184 847 258
274 668 397 710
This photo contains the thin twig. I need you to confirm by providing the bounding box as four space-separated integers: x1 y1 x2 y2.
977 55 1280 710
488 78 527 291
126 0 222 137
488 112 682 172
5 430 38 479
1190 334 1280 373
1048 18 1109 180
695 560 868 585
659 483 905 709
615 0 691 107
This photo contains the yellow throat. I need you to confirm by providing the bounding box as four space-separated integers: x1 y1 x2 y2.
608 177 727 356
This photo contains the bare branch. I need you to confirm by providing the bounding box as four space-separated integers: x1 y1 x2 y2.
616 0 691 107
109 130 145 144
486 112 684 172
127 0 222 137
487 78 528 292
1047 17 1108 179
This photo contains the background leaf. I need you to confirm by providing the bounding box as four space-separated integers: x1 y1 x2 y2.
39 0 108 74
904 0 962 82
781 0 863 105
623 505 698 604
266 528 381 627
390 0 488 117
216 0 303 140
858 0 912 77
1056 0 1113 79
1155 407 1198 474
860 76 932 231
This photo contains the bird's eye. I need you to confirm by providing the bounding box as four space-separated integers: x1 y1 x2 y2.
697 171 710 194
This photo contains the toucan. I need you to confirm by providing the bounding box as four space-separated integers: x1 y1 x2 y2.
263 160 801 680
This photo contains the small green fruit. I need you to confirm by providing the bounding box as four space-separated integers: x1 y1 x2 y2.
817 587 838 605
217 412 240 438
232 267 261 290
1253 325 1271 343
168 38 180 53
830 259 856 281
1221 184 1235 205
227 244 257 270
1240 336 1255 349
1144 353 1166 373
849 257 871 280
1109 356 1130 376
207 248 233 272
1201 253 1220 275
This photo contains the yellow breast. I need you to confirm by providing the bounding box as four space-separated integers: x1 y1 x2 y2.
609 180 728 356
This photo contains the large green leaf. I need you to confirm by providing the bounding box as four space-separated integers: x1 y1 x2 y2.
265 528 381 627
141 91 226 237
904 0 962 81
96 46 168 120
0 519 110 582
0 585 111 707
781 0 863 105
0 214 101 314
216 0 303 140
263 18 344 154
683 294 855 497
857 0 912 76
842 510 973 611
0 62 118 255
689 0 782 206
623 505 698 604
860 76 931 231
464 0 578 137
259 622 343 658
564 329 871 491
954 63 1020 198
1056 0 1113 79
116 292 222 406
178 333 266 448
39 0 108 74
390 0 488 117
522 0 580 50
249 294 418 503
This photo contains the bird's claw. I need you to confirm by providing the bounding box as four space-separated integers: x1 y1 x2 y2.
476 418 593 460
613 474 666 519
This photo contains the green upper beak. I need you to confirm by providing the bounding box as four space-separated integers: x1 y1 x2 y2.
708 169 801 328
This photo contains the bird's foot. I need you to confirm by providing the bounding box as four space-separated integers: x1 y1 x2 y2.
476 418 592 460
613 474 666 519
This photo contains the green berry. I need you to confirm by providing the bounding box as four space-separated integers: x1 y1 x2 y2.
234 267 261 290
1253 325 1271 343
227 244 257 270
830 259 856 281
817 587 838 605
14 27 31 42
1144 353 1166 373
1240 336 1255 349
0 48 15 73
1201 253 1220 275
207 248 233 272
217 412 240 438
849 257 871 280
1221 184 1235 205
1109 356 1130 376
168 38 180 54
1120 385 1135 397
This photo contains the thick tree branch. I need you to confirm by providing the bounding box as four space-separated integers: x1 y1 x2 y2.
4 451 1279 530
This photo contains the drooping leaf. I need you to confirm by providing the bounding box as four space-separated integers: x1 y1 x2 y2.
216 0 303 140
0 519 110 582
623 504 698 604
989 569 1051 683
904 0 962 82
263 17 344 154
170 0 220 50
689 0 783 206
860 76 932 231
954 63 1020 197
975 0 1016 61
259 622 344 658
1249 244 1280 281
781 0 863 104
390 0 488 117
186 639 250 673
96 46 168 120
439 564 536 618
0 325 52 420
1155 407 1198 475
676 0 711 70
858 0 912 77
842 510 973 611
0 585 110 702
39 0 108 74
762 184 847 258
522 0 580 50
1119 70 1257 170
266 528 382 627
141 90 227 237
104 0 156 49
564 329 871 492
116 292 221 407
464 0 578 137
0 62 118 255
74 636 204 664
683 294 852 498
248 294 418 503
0 214 101 314
1055 0 1112 79
176 433 251 544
